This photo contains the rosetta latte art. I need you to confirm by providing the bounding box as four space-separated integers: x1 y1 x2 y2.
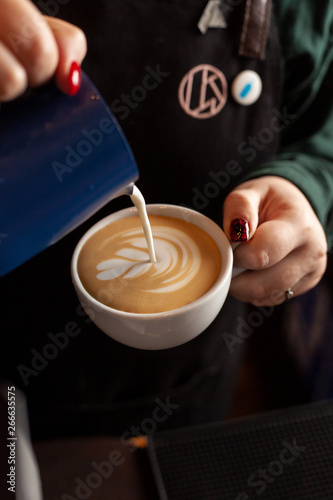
96 227 201 293
77 215 221 313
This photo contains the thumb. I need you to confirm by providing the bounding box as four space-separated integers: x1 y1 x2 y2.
45 17 87 96
223 183 261 242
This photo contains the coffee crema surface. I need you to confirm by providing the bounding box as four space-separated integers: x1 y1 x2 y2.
77 214 222 313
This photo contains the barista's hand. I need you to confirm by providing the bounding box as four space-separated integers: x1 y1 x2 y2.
0 0 87 101
223 176 327 306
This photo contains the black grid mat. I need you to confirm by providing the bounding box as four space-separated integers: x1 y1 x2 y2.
148 401 333 500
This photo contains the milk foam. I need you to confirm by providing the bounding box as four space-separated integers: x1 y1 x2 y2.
96 226 201 293
77 213 221 314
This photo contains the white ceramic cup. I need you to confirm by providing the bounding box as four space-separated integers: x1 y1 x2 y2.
71 204 233 350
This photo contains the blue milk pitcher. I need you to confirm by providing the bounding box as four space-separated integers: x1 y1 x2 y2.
0 72 139 276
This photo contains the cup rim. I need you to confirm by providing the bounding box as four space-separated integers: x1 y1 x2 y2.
71 204 233 318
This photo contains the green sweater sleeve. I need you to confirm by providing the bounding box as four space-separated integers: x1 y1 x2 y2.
240 0 333 249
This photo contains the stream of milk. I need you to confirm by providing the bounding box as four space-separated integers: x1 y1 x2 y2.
129 185 157 263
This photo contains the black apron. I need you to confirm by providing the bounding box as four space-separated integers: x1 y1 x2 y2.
1 0 282 439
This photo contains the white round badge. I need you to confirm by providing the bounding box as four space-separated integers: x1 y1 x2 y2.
231 70 262 106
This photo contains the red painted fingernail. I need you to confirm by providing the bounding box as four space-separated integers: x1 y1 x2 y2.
67 61 81 96
230 218 249 242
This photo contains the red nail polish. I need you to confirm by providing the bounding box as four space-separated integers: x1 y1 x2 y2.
67 62 81 96
230 218 249 242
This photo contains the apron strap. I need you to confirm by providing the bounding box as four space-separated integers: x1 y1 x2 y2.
238 0 272 60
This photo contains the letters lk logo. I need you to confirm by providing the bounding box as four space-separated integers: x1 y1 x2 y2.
178 64 227 119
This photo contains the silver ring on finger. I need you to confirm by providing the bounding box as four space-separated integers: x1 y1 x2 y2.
285 288 294 301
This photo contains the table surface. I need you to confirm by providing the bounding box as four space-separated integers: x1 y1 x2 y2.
33 436 160 500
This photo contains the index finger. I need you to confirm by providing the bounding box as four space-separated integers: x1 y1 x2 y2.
45 16 87 95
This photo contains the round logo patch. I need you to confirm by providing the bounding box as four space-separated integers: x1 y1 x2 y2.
178 64 227 119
